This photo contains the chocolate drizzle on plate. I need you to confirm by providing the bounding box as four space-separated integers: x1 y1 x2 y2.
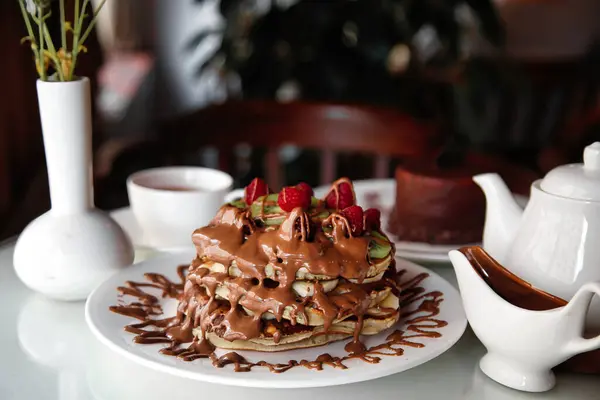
109 265 447 373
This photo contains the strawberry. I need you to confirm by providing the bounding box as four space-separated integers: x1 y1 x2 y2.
325 180 355 210
278 186 311 212
341 205 364 236
296 182 314 197
364 208 381 231
244 177 269 205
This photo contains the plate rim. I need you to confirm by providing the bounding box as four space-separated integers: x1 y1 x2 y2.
395 250 451 263
85 252 467 389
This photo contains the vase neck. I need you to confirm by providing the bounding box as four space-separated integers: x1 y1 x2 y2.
37 78 94 214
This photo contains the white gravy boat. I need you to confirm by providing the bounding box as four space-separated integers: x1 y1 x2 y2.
449 247 600 392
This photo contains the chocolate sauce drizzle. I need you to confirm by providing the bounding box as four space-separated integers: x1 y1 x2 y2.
110 266 446 373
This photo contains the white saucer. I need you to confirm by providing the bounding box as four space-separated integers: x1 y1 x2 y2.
109 179 527 264
109 189 245 253
109 207 191 253
85 251 467 389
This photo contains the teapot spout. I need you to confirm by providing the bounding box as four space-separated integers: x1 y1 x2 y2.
473 173 523 263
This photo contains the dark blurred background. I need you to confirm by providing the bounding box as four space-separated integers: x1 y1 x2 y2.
0 0 599 239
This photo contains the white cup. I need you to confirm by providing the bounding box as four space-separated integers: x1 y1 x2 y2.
126 167 234 249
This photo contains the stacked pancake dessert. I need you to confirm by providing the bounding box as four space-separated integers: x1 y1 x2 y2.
172 178 400 352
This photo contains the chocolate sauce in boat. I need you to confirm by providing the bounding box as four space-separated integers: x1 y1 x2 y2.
109 178 447 372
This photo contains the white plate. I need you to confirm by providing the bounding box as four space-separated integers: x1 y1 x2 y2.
85 252 467 389
110 179 527 263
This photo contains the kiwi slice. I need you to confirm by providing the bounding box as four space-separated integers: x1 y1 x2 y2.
314 210 330 220
229 199 247 209
264 217 286 226
369 231 392 259
265 193 279 202
251 194 285 225
250 194 328 227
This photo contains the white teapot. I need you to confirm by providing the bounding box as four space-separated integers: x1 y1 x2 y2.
473 142 600 327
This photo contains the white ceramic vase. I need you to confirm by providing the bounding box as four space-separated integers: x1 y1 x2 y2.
13 78 134 301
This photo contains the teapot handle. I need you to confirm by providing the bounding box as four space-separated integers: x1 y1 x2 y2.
564 282 600 354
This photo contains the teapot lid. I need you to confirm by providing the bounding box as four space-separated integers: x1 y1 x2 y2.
541 142 600 201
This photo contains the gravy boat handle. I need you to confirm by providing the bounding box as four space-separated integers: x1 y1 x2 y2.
563 282 600 354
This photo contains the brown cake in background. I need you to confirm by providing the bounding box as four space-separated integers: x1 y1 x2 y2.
388 152 537 245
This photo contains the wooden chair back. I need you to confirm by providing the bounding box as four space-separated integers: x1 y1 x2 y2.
158 101 442 189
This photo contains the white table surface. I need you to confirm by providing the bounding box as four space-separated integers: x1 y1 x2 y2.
1 241 599 400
